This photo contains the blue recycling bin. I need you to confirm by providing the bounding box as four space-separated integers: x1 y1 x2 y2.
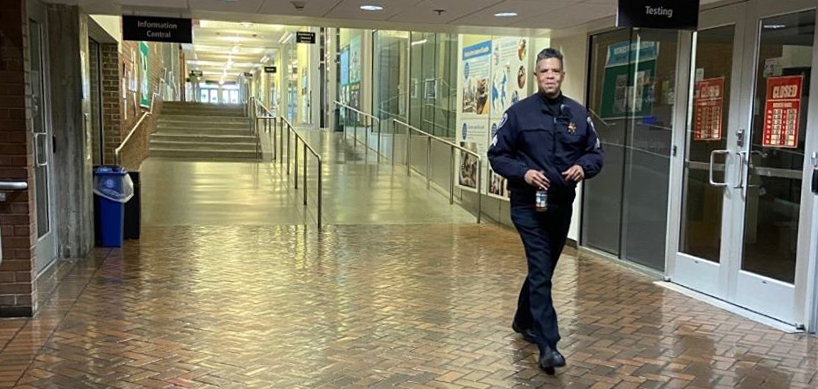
94 166 134 248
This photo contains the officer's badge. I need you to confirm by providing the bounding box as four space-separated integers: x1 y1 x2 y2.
568 122 577 135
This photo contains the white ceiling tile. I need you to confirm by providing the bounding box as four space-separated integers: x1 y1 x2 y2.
121 0 189 9
188 0 266 13
324 0 427 21
257 0 341 17
388 0 504 24
515 3 614 29
449 0 577 27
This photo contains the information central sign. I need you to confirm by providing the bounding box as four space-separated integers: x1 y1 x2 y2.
763 75 803 149
693 77 724 141
123 15 192 43
296 32 316 44
617 0 699 30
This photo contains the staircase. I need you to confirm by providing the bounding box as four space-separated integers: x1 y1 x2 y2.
150 102 261 161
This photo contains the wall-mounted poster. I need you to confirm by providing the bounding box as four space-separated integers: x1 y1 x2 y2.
349 36 361 84
763 75 803 149
692 77 724 141
600 41 658 119
491 37 528 114
457 118 489 191
139 41 150 108
461 41 491 115
487 117 510 199
340 47 349 86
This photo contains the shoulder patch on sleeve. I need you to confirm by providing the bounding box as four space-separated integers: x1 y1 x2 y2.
587 116 601 149
498 112 508 129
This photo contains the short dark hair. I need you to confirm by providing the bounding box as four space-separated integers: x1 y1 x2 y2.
536 48 564 69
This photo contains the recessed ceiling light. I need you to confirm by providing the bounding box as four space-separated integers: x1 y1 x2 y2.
360 5 383 11
494 12 517 17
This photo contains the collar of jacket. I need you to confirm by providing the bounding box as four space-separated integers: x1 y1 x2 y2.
538 92 572 121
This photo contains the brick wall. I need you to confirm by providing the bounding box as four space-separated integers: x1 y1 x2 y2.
114 41 167 171
89 41 101 165
101 43 119 165
0 0 37 317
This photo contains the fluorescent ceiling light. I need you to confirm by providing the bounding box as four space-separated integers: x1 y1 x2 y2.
764 24 786 29
494 12 517 17
360 5 383 11
410 39 427 46
279 32 293 44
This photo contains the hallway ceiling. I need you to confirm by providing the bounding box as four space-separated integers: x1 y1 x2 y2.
184 21 303 83
66 0 618 35
72 0 725 35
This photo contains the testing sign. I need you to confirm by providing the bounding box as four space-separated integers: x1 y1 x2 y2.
693 77 723 141
763 76 803 148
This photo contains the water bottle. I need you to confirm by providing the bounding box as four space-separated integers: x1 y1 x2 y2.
536 188 548 212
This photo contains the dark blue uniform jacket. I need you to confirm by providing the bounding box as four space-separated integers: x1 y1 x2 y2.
487 93 603 204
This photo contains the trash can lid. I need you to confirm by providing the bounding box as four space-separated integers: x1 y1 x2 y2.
95 165 128 176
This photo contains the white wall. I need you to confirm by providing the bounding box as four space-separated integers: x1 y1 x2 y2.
90 15 121 43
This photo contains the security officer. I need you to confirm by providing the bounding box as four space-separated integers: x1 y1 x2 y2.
487 48 603 374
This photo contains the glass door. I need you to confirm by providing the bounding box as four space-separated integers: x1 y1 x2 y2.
674 2 749 299
732 4 815 324
672 0 817 326
28 0 57 274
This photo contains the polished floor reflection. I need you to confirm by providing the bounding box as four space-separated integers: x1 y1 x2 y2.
143 130 476 226
1 130 817 388
2 224 817 388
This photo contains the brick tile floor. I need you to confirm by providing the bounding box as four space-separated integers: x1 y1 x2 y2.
1 224 817 388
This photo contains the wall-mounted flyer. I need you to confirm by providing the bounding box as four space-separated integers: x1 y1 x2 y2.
456 39 493 193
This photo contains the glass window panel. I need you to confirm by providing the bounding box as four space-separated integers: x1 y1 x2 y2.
679 25 735 263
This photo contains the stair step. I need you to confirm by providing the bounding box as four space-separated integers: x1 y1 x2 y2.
150 148 260 160
158 115 250 123
150 140 259 151
153 128 255 136
163 103 243 109
151 134 258 143
156 122 251 131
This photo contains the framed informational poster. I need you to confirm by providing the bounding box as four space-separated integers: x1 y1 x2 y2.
139 41 150 108
457 118 489 191
600 41 659 119
762 75 803 148
461 41 491 116
490 37 528 115
349 37 361 84
692 77 724 141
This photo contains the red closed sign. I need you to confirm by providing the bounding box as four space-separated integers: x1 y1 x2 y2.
763 76 803 149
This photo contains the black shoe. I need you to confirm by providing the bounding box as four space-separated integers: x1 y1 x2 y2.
511 322 537 343
538 346 566 374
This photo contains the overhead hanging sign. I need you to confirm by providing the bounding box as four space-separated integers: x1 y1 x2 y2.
189 70 203 77
296 31 316 44
617 0 699 30
264 66 277 73
692 77 724 141
763 75 803 149
122 15 193 43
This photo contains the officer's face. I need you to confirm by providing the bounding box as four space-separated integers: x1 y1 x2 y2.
535 58 564 97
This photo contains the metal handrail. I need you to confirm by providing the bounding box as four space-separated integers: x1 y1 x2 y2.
280 116 323 229
334 101 384 162
0 182 27 191
114 77 167 165
393 119 482 224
